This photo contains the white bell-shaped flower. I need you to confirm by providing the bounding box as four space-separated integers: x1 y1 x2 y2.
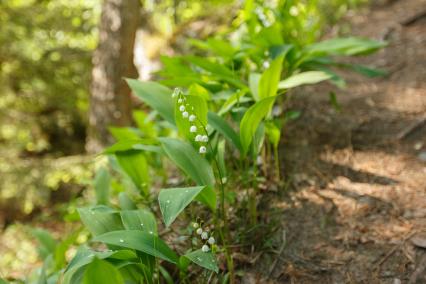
199 146 207 154
190 125 197 133
201 244 210 252
189 114 196 122
201 231 208 240
196 228 203 235
179 105 185 112
208 236 215 245
202 135 208 142
182 111 189 118
195 134 202 142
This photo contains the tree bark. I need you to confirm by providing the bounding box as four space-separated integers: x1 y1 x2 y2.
86 0 140 153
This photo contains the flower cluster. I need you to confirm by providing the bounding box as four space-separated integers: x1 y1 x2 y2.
193 222 215 253
172 88 209 154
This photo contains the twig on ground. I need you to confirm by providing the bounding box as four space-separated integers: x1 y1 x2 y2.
374 230 417 271
268 230 287 276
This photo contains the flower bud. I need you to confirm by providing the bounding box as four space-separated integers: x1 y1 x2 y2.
196 228 203 235
193 222 199 228
182 111 189 118
201 232 208 240
178 98 183 103
202 135 208 142
179 105 185 112
189 115 196 122
195 134 202 142
190 126 197 133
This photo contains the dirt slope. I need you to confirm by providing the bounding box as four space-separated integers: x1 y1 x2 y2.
250 0 426 283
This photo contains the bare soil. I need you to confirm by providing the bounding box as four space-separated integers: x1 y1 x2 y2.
246 0 426 283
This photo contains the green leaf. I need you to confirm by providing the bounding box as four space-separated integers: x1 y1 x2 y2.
218 89 248 115
109 127 141 141
265 121 281 149
329 91 341 112
158 186 205 227
93 230 178 264
258 55 284 100
63 247 137 284
31 228 57 260
94 167 110 205
217 139 227 180
304 37 386 57
159 138 216 210
347 64 387 77
278 71 332 89
78 206 123 236
83 258 124 284
185 56 234 77
159 137 214 186
184 250 218 273
249 73 261 101
115 150 150 195
188 83 211 101
240 96 276 155
120 209 157 235
118 192 137 210
103 139 161 155
208 112 242 152
175 94 208 139
126 79 175 125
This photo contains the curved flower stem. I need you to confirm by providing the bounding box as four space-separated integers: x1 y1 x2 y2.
198 122 235 283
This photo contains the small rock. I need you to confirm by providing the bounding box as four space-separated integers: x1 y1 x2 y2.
418 151 426 162
411 233 426 249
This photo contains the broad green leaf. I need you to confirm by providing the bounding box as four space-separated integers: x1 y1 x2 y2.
208 112 242 152
218 89 248 115
118 192 137 210
158 186 205 227
188 83 210 101
63 247 137 284
347 64 387 77
109 127 141 141
186 56 234 77
78 206 123 236
132 110 156 138
248 73 261 101
93 230 179 264
278 71 332 89
126 79 175 125
159 138 216 210
184 250 218 273
175 94 208 139
240 96 276 155
115 150 150 195
258 55 284 100
304 37 386 57
31 228 57 260
159 138 214 186
94 167 110 205
83 258 124 284
120 209 157 234
103 139 161 155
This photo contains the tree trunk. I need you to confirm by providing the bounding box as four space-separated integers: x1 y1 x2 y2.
86 0 140 153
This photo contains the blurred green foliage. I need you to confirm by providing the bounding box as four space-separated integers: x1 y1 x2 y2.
0 0 99 154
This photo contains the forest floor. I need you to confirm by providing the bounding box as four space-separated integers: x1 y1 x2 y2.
248 0 426 283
